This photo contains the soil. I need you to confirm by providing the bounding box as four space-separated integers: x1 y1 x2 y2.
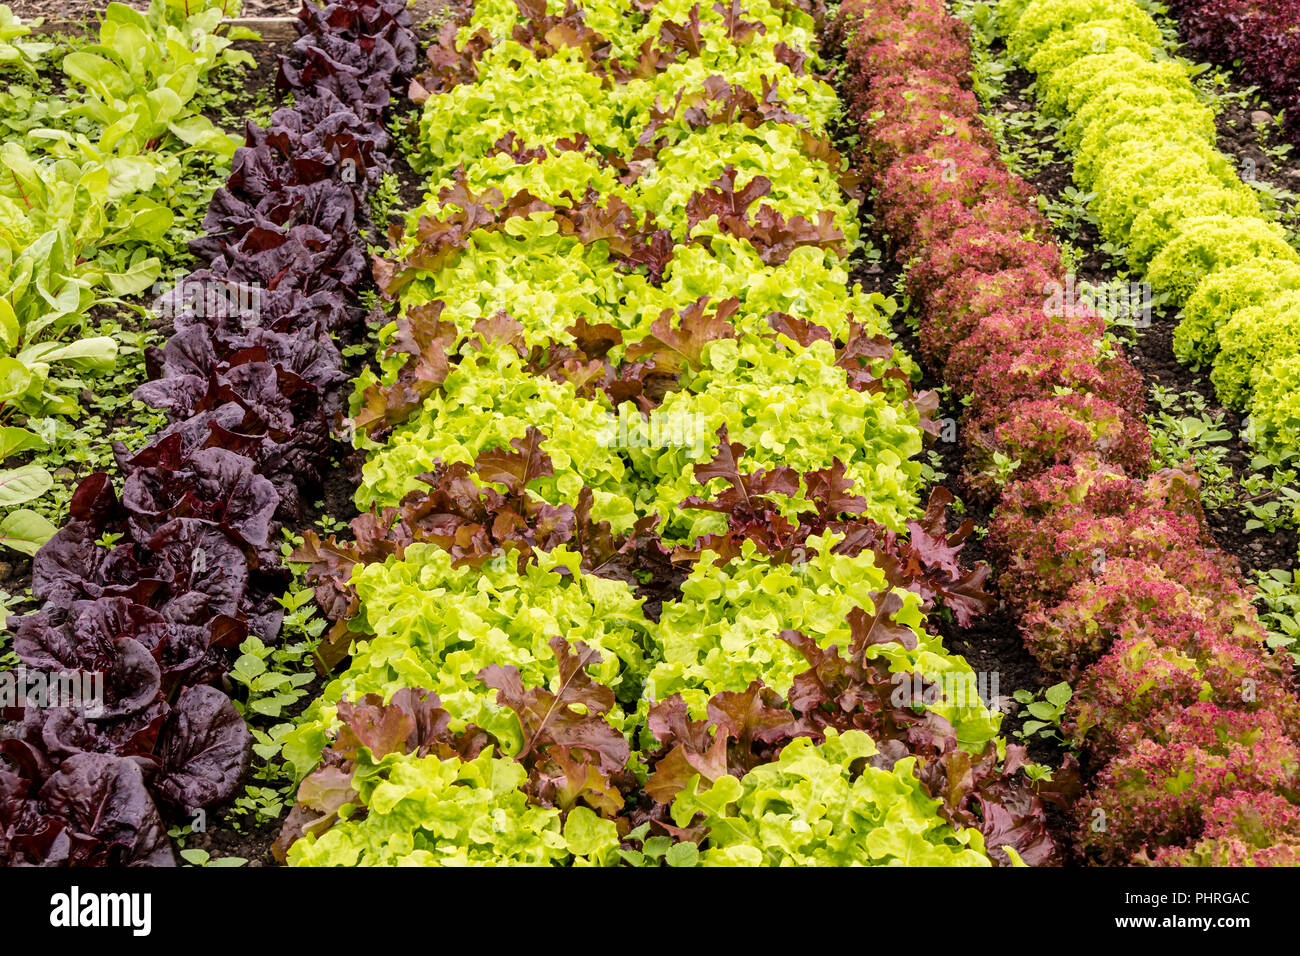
181 812 286 866
381 95 432 227
210 38 295 124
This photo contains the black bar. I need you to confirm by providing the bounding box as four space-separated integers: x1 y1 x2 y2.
0 866 1278 943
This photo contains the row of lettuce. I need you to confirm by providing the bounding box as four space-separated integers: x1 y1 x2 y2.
837 0 1300 864
0 0 418 866
998 0 1300 463
274 0 1061 867
1168 0 1300 146
0 0 251 556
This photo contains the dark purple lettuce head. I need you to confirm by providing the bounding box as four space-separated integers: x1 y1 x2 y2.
120 440 281 552
0 753 177 867
14 606 161 720
150 685 253 816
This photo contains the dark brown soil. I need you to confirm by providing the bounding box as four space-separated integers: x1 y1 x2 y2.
180 814 286 866
208 38 295 127
1215 98 1300 198
380 95 432 229
0 563 32 611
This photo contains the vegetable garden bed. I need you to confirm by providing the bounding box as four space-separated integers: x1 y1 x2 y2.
2 0 1300 878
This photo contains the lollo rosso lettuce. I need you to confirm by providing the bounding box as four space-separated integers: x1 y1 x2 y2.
843 0 1300 866
1077 704 1300 864
1153 792 1300 867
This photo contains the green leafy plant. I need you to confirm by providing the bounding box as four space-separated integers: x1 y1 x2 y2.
1013 681 1073 742
232 587 324 719
616 823 701 867
1253 569 1300 661
1145 384 1235 506
231 636 318 720
179 849 247 868
670 730 991 865
0 0 246 554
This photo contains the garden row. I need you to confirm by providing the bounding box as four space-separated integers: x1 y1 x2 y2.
0 0 249 556
837 0 1300 864
1167 0 1300 146
999 0 1300 465
274 0 1058 866
0 0 417 866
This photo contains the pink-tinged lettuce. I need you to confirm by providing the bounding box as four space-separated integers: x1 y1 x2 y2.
1068 628 1300 761
906 224 1061 308
963 394 1151 501
1153 792 1300 867
1077 704 1300 864
1021 554 1259 678
943 306 1107 396
988 459 1210 613
920 264 1057 369
840 0 1300 869
839 0 974 80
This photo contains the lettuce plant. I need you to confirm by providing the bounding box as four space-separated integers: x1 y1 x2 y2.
0 0 419 866
285 747 616 866
1153 792 1300 867
1174 260 1300 367
270 0 1066 869
1169 0 1300 144
1020 553 1259 678
669 730 993 865
1077 704 1300 864
998 0 1300 457
844 0 1300 868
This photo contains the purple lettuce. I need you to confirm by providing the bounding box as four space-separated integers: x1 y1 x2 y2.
0 0 417 868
